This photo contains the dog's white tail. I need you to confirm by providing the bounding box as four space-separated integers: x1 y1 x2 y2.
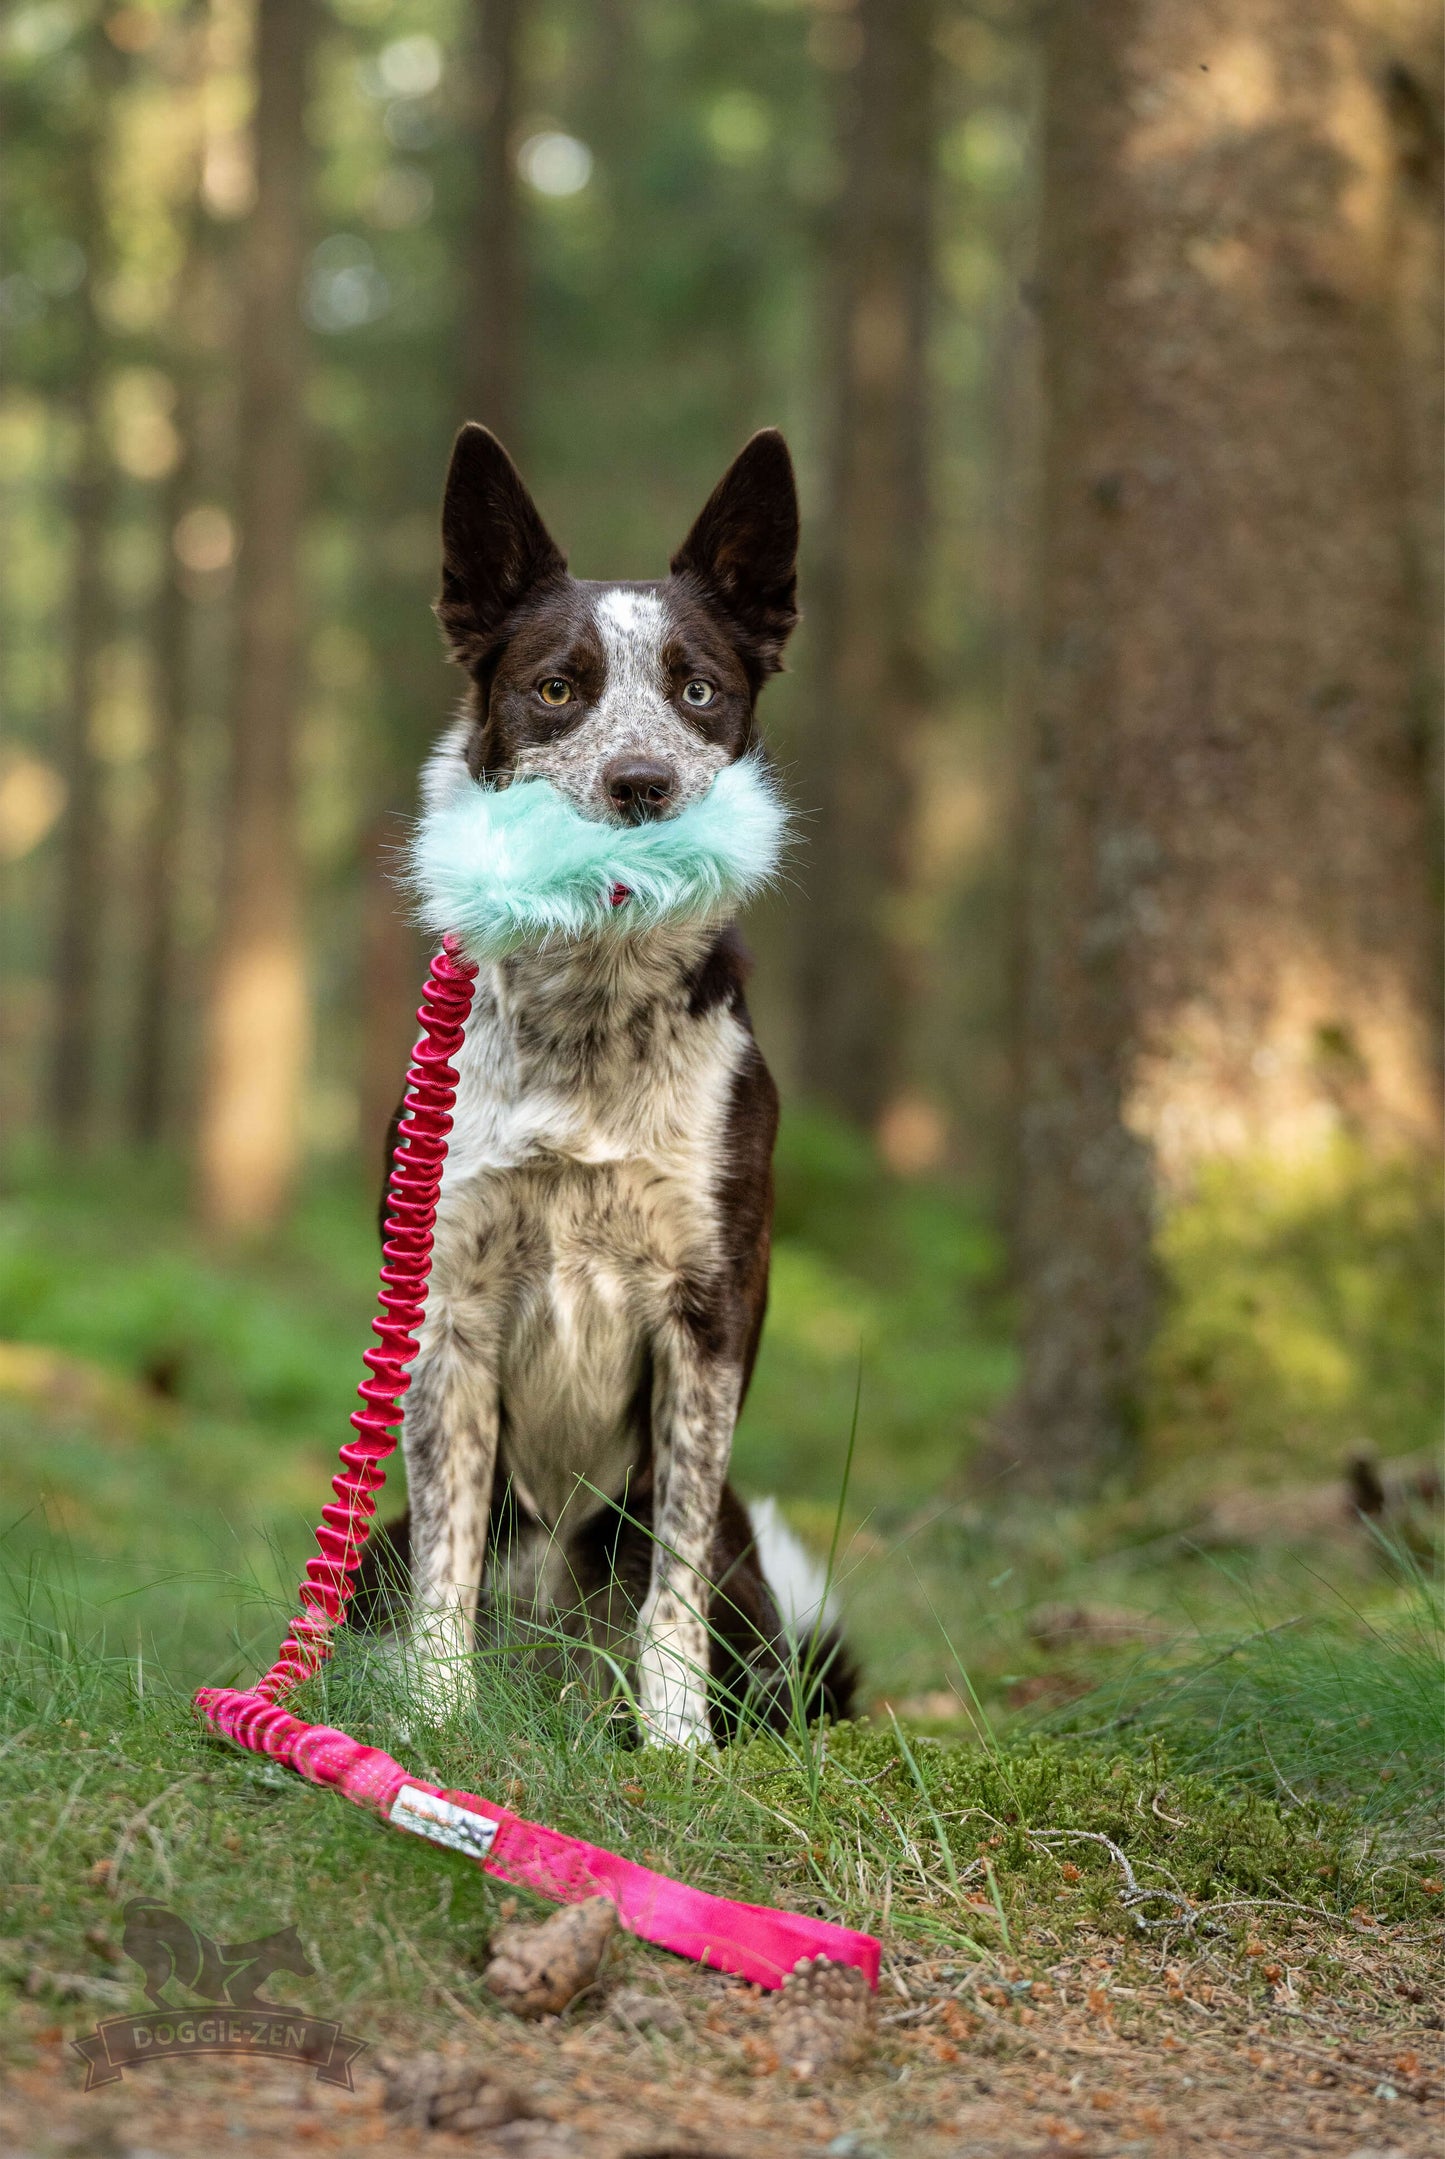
747 1497 839 1641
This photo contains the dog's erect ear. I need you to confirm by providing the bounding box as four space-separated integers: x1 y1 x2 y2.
670 429 799 677
436 424 567 668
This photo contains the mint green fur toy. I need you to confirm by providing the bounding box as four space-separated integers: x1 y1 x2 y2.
410 753 790 961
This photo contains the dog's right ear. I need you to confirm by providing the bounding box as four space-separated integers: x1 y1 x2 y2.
436 424 566 669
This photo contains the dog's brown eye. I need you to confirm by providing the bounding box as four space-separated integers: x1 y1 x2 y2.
538 678 571 707
681 680 715 708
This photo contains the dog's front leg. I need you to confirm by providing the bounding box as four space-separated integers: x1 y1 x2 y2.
637 1324 741 1748
401 1327 499 1723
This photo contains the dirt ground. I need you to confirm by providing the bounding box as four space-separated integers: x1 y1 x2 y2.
4 1916 1439 2159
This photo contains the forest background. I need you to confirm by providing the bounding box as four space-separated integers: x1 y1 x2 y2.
0 0 1441 1692
1 8 1444 2152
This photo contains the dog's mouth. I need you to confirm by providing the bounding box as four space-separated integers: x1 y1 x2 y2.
609 883 631 907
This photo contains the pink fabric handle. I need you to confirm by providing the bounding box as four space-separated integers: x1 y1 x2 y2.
196 1685 880 1991
193 938 880 1993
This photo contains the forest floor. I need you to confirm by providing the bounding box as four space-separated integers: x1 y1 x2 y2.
3 1838 1440 2158
2 1151 1441 2156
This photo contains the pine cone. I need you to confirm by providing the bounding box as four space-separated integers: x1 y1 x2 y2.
773 1955 876 2079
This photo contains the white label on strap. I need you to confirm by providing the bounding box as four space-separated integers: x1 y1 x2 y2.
390 1784 498 1861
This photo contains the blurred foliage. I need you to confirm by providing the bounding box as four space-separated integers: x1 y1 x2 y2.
738 1109 1015 1500
5 1138 1436 1746
1145 1143 1444 1485
0 3 1437 1516
0 1111 1015 1604
0 0 1032 1165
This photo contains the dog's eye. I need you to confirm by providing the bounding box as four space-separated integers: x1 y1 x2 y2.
537 679 571 707
681 680 715 709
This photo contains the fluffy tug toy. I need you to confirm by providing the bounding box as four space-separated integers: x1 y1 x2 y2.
409 751 789 960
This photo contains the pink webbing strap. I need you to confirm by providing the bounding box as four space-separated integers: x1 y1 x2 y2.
193 1687 879 1988
193 937 881 1994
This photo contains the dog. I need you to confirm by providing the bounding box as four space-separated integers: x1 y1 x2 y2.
356 423 856 1747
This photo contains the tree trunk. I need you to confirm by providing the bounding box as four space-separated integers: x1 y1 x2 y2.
463 0 524 443
1377 7 1444 828
131 426 195 1146
195 0 314 1236
132 23 210 1146
48 35 119 1145
1013 0 1444 1491
794 0 936 1129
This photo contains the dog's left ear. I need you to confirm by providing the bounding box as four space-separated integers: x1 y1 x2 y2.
670 429 799 678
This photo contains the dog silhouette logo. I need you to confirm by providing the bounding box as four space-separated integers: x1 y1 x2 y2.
74 1900 364 2091
120 1897 316 2011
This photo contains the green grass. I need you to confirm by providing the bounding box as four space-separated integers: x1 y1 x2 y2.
4 1559 1440 2048
1 1132 1440 2045
1054 1543 1445 1835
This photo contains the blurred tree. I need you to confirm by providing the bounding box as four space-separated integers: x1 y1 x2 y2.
48 21 122 1145
3 0 1024 1222
195 0 315 1235
795 0 937 1129
1013 0 1445 1491
350 392 452 1173
587 0 642 291
463 0 524 443
131 8 211 1146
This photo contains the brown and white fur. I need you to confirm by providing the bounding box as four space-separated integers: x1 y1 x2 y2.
357 424 856 1746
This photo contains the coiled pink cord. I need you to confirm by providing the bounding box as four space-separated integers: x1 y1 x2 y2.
254 933 477 1700
194 936 880 1992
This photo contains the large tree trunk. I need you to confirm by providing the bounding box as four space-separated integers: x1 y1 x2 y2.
195 0 314 1235
463 0 524 443
795 0 936 1129
1014 0 1444 1491
1377 8 1444 824
48 34 119 1145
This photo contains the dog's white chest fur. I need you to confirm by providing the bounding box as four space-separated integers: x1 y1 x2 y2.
416 931 744 1533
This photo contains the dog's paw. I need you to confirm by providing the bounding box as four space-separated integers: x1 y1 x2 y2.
638 1710 714 1753
406 1656 473 1727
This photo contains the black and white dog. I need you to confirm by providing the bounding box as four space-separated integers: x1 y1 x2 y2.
358 423 855 1746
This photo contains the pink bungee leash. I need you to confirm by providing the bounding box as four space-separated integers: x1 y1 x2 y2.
195 937 880 1992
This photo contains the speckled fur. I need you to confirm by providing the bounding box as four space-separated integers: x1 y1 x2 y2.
517 588 732 815
404 918 757 1743
390 424 820 1745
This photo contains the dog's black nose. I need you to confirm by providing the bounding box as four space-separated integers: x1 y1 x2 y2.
603 756 675 822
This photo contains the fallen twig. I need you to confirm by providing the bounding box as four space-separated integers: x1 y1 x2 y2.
108 1775 198 1895
1029 1827 1196 1928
